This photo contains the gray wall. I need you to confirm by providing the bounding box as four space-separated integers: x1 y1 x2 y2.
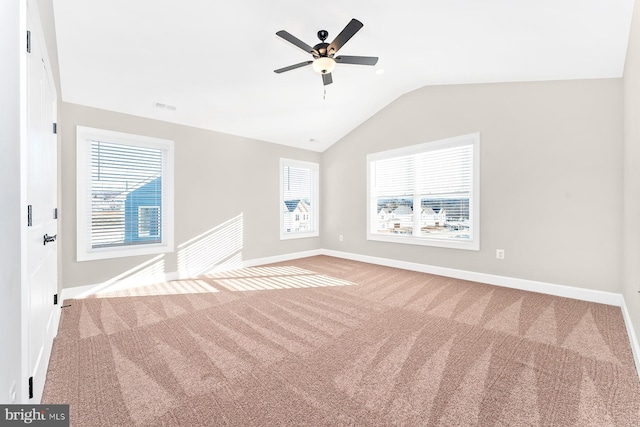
60 102 321 289
322 79 623 292
623 0 640 351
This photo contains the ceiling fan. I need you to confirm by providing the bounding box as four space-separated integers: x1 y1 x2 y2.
274 18 379 86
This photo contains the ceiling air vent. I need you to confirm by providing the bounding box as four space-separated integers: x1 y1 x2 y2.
153 101 177 111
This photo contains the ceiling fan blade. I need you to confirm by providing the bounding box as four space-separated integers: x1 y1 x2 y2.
322 73 333 86
327 19 364 56
274 61 313 73
335 55 379 66
276 30 316 54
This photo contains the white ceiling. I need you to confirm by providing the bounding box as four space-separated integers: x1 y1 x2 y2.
52 0 634 152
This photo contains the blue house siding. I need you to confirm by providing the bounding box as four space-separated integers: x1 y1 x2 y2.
124 177 162 243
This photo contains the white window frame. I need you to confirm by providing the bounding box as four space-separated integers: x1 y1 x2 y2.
76 126 175 261
367 133 480 250
280 158 319 240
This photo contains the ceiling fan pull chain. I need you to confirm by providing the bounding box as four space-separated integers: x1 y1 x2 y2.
323 88 326 100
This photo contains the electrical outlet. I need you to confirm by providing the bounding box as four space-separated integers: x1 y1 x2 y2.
496 249 505 260
339 235 344 242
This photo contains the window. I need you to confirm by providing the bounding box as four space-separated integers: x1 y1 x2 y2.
367 133 479 250
76 126 174 261
280 158 319 239
138 206 160 238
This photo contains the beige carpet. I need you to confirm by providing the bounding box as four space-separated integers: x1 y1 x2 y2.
43 255 640 426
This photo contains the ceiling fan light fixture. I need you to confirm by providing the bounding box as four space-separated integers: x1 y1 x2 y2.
312 57 336 74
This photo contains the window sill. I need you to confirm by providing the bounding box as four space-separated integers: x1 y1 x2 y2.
77 242 174 262
367 233 479 251
280 231 319 240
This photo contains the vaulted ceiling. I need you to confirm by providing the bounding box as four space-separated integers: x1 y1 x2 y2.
52 0 634 152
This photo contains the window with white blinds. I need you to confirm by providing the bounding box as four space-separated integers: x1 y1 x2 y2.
280 158 319 239
76 126 174 261
367 133 480 250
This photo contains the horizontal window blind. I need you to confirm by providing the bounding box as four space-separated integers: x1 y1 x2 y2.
415 145 472 196
283 165 312 202
372 146 472 198
89 140 164 249
373 155 414 197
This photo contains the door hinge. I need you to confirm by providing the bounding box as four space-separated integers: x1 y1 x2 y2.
27 205 33 227
27 30 31 53
53 208 58 219
54 294 58 305
53 122 57 134
28 377 33 399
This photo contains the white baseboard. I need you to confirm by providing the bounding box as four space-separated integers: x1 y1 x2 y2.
61 271 179 302
62 248 622 307
620 295 640 380
321 249 623 307
241 249 323 268
61 282 103 302
61 249 323 302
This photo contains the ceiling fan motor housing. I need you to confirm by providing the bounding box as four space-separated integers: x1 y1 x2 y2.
312 42 331 59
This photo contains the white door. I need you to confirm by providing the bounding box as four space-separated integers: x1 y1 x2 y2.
26 11 58 403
